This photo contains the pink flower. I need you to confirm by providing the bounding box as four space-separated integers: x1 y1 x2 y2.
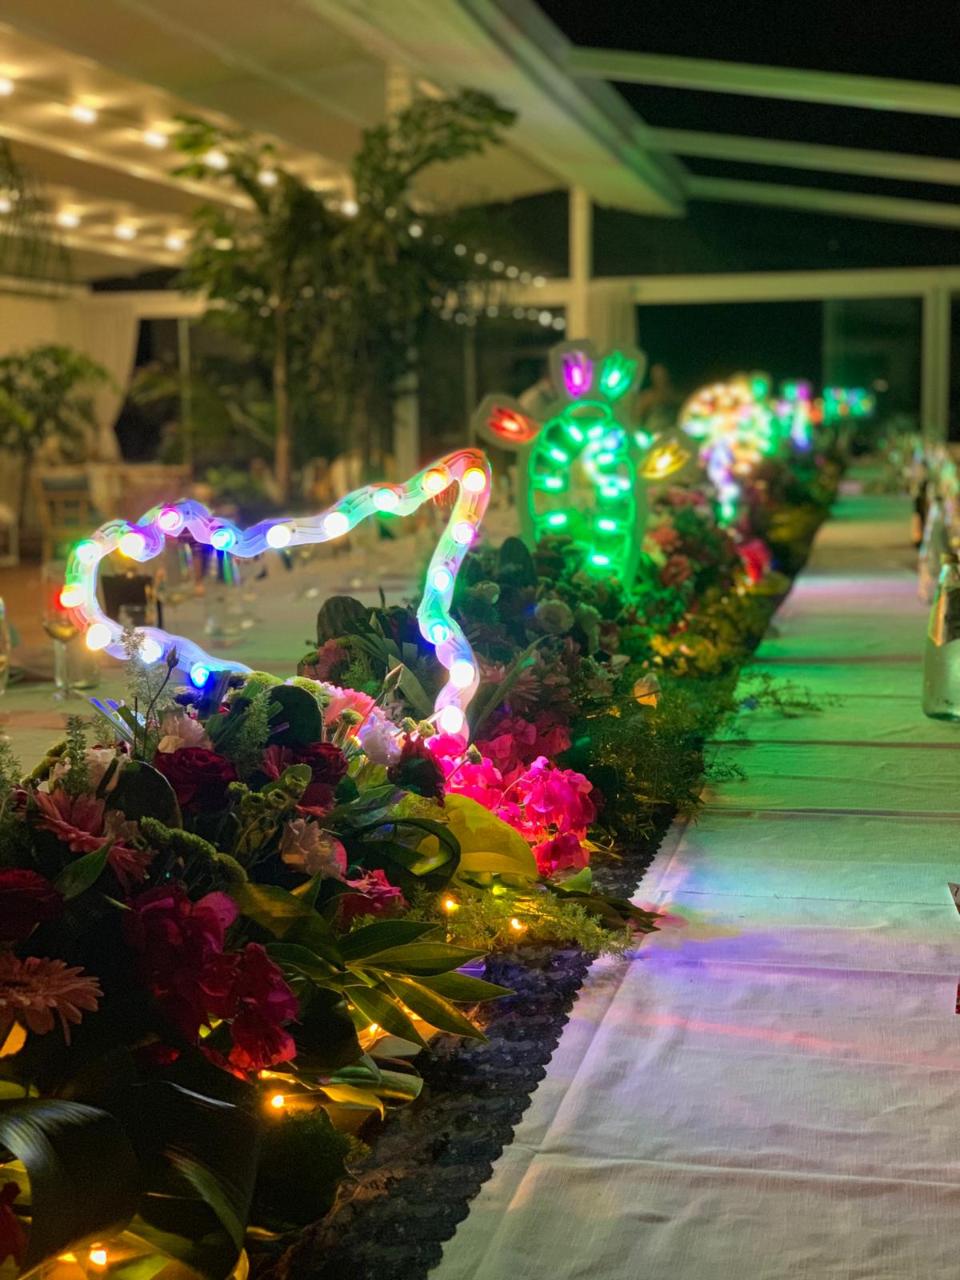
0 952 102 1045
737 537 772 584
49 745 125 792
533 831 590 876
33 789 151 892
512 757 595 838
280 819 347 878
315 682 375 726
338 869 407 924
156 710 212 754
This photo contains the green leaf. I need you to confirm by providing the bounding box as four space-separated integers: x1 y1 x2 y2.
265 942 338 983
417 971 512 1003
230 882 317 938
338 919 439 962
108 761 181 826
383 976 487 1040
344 984 427 1048
428 794 538 883
0 1099 140 1270
349 941 485 976
267 684 323 747
555 867 594 895
55 840 112 899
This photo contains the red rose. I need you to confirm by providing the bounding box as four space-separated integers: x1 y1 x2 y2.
0 870 63 941
387 737 446 802
337 869 407 925
153 748 237 810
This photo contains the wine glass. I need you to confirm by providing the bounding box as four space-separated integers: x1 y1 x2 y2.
41 562 99 700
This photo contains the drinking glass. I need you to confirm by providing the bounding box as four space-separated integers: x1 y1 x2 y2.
41 562 100 699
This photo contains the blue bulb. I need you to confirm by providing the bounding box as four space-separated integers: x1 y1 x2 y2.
190 662 212 687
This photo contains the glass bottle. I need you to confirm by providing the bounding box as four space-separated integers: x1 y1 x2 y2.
918 494 950 603
922 553 960 720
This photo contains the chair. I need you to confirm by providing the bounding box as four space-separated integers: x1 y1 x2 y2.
32 470 98 564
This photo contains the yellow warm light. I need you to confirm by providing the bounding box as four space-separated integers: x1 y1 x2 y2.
641 441 689 480
422 467 450 495
509 917 526 933
443 897 460 914
269 1093 285 1110
366 1023 380 1035
88 1249 108 1267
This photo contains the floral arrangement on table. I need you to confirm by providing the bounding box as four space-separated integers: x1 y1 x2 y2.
0 645 655 1279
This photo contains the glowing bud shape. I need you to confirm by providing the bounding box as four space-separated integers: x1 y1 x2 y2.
561 350 593 398
461 467 488 494
157 507 184 534
323 511 349 538
85 622 112 651
437 704 465 735
422 467 450 495
449 659 476 689
119 531 146 559
452 520 475 545
266 523 292 549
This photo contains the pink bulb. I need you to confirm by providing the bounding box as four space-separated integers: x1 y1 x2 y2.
157 507 184 534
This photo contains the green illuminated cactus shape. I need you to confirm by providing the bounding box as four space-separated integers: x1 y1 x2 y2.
474 341 686 590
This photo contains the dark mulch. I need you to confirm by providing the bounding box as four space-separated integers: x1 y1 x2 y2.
257 810 674 1280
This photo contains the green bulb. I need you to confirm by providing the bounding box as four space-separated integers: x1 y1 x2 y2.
546 511 569 527
596 517 618 533
548 446 570 464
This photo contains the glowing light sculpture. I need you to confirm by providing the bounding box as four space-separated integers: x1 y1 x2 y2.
474 340 687 590
776 379 814 451
680 373 775 524
61 449 492 741
822 385 876 424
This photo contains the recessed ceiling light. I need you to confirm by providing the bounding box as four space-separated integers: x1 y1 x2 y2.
114 224 137 240
143 129 168 149
70 104 98 125
0 78 14 97
56 210 81 228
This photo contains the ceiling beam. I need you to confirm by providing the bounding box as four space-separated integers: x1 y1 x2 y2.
567 48 960 119
687 174 960 229
303 0 687 215
654 128 960 188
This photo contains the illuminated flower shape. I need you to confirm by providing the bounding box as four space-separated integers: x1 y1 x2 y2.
474 341 689 592
679 373 775 523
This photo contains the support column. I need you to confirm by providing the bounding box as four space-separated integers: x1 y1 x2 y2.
568 186 592 340
388 64 420 473
922 287 951 440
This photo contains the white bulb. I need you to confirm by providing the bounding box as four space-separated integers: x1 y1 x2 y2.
164 233 185 252
0 197 11 215
323 511 349 538
0 78 14 96
266 523 292 549
461 467 487 494
373 487 400 512
341 198 358 217
56 210 80 229
258 168 278 187
437 704 465 735
452 521 475 545
143 129 167 149
450 659 475 689
432 567 452 592
139 636 163 664
114 224 137 241
119 531 145 558
204 148 228 170
408 222 423 238
70 104 97 124
85 622 112 651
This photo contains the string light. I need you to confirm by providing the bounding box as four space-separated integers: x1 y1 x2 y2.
70 104 97 124
373 486 401 512
56 210 81 229
258 168 278 187
341 198 358 217
142 129 168 149
88 1249 108 1267
204 148 228 170
269 1093 285 1110
59 584 85 608
65 450 492 741
164 232 185 251
443 897 460 913
114 224 137 241
0 78 13 96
